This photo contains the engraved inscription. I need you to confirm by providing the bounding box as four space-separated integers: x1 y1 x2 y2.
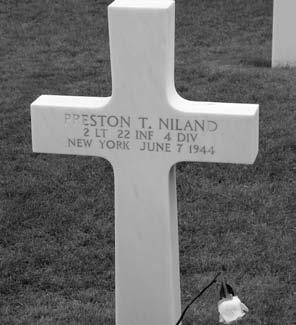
64 113 218 155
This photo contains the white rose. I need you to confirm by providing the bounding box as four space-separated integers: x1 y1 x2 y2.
218 295 249 324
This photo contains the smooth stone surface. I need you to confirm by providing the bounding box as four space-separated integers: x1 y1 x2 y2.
31 1 259 324
272 0 296 67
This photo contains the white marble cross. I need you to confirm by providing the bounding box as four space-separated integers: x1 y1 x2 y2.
272 0 296 67
31 1 259 324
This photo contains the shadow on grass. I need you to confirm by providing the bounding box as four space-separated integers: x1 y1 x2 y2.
240 57 271 68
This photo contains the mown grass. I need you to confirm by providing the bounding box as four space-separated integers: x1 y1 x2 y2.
0 0 295 324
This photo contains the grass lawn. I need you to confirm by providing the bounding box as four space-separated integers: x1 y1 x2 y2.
1 0 295 324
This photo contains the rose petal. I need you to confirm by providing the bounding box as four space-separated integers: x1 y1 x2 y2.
218 296 248 324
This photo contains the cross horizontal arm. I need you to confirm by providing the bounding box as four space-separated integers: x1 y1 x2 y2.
167 95 259 165
31 95 111 160
31 94 259 166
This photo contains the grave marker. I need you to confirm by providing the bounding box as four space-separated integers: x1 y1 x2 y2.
31 1 259 324
272 0 296 67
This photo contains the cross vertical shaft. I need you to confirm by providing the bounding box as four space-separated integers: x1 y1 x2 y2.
113 158 180 324
107 5 182 321
108 0 176 112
